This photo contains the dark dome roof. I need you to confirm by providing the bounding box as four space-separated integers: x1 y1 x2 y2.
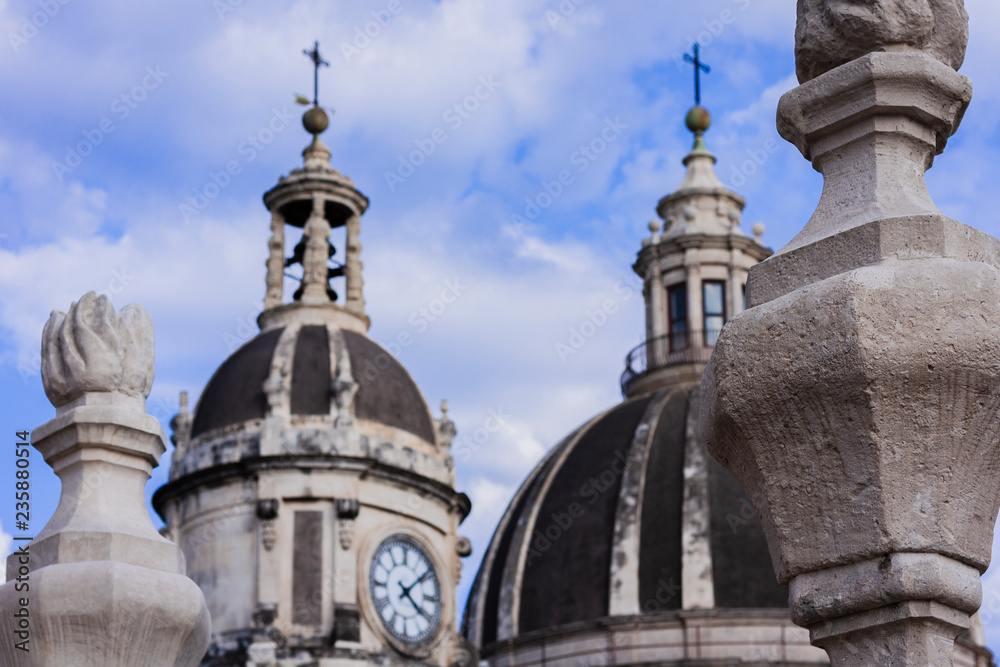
191 325 436 443
462 386 786 649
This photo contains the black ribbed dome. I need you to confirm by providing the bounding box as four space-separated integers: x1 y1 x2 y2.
463 386 786 649
190 325 436 443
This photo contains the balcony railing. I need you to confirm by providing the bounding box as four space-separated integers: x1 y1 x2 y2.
620 329 720 396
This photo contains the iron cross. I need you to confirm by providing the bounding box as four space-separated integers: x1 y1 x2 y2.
303 41 330 105
683 43 711 106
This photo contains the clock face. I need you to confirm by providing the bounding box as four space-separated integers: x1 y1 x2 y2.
368 535 442 646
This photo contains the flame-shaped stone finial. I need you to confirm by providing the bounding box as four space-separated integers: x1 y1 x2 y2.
41 291 154 408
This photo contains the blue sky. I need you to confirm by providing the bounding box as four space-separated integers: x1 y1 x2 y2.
4 0 1000 653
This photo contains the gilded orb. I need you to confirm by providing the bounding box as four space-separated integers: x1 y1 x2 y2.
685 106 712 133
302 106 329 135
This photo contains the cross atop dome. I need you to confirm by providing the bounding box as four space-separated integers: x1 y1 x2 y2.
303 40 329 106
683 43 711 107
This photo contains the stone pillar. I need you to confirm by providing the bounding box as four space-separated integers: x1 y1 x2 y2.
684 256 702 347
300 194 331 305
647 253 667 342
727 250 743 318
701 4 1000 665
264 209 285 310
0 292 211 666
344 211 365 315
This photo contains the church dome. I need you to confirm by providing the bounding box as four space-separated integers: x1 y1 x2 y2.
462 386 786 650
191 325 436 443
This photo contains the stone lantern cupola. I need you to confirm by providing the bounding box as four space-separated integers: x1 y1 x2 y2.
622 104 771 397
261 96 369 334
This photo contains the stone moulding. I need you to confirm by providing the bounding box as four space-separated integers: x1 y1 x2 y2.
775 51 972 255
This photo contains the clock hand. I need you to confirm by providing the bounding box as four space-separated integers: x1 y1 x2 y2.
398 583 431 619
399 570 432 596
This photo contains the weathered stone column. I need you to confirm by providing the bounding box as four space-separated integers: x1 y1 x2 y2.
344 211 365 315
0 292 211 666
701 2 1000 665
264 209 285 310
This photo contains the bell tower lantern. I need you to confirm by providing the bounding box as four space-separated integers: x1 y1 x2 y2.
261 41 370 333
622 45 772 397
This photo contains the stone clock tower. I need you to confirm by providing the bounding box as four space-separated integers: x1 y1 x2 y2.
153 48 474 667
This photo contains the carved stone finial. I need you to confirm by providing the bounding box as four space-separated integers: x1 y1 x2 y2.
437 399 457 450
795 0 969 83
647 219 661 244
41 291 154 409
169 390 193 477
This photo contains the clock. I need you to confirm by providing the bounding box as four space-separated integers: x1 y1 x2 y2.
368 535 443 646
